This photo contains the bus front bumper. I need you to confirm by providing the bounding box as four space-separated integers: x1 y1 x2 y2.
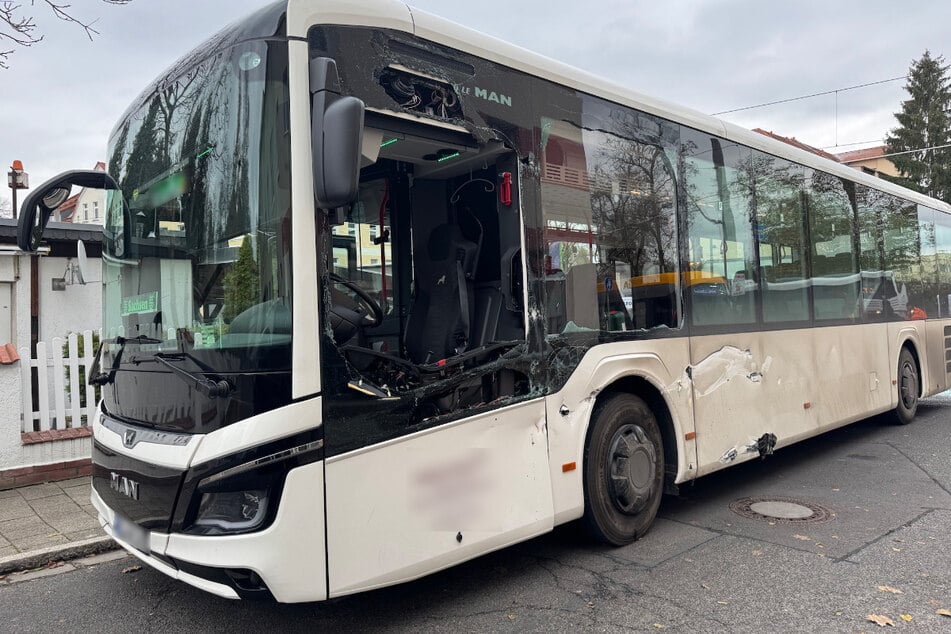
90 460 327 602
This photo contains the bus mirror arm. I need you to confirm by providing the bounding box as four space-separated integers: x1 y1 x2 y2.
310 57 365 210
16 169 119 252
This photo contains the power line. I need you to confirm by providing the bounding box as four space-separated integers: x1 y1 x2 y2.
855 143 951 161
821 139 885 150
711 76 907 116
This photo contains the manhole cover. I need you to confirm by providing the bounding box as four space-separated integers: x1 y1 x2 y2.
729 497 834 524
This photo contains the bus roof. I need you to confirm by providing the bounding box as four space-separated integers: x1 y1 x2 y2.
286 0 951 214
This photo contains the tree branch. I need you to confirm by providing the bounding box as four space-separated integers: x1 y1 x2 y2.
0 0 132 68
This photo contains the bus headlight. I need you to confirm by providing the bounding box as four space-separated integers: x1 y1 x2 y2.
192 489 270 533
182 438 322 535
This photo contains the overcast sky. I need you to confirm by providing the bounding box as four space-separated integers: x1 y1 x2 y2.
2 0 949 214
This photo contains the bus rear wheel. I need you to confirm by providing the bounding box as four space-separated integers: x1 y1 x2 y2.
894 347 919 425
583 393 664 546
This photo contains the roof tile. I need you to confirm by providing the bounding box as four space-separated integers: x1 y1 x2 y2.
752 128 841 162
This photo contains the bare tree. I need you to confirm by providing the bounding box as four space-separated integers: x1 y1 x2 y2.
0 195 11 218
1 0 132 69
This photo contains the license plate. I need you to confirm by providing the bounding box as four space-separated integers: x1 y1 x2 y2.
113 515 151 554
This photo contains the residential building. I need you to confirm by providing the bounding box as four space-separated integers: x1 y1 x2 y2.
834 146 900 178
751 128 841 162
55 162 107 225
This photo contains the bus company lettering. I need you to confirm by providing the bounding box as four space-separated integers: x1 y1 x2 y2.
409 449 500 531
473 86 512 107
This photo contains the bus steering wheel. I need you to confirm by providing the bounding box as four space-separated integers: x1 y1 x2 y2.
330 273 384 327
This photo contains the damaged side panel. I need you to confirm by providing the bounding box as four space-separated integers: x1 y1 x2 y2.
545 337 695 524
690 332 819 476
310 26 548 458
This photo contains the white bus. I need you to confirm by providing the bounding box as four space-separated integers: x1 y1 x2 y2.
17 0 951 603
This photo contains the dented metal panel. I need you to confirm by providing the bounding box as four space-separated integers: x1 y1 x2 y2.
686 345 772 398
691 331 817 476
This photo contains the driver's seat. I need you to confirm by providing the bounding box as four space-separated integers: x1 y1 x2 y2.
404 223 479 364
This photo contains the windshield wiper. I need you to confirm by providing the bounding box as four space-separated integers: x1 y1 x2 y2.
143 352 233 399
89 335 163 386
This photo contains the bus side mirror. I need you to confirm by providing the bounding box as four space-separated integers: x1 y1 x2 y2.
17 169 119 251
311 57 364 209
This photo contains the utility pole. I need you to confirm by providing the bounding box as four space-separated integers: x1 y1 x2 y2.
7 159 29 219
7 160 37 425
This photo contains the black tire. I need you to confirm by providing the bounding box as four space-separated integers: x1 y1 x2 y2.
582 393 665 546
894 347 919 425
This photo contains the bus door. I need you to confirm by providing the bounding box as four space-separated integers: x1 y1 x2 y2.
320 142 553 597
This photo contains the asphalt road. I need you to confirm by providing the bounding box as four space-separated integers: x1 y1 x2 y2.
2 394 950 633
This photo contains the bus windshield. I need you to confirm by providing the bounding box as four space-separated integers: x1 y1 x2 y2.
103 37 291 367
98 36 292 431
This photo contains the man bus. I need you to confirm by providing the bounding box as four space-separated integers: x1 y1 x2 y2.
16 0 951 602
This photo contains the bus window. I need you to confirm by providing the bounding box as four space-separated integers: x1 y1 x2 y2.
917 205 938 317
539 96 680 337
934 209 951 316
330 180 395 319
883 195 919 319
753 154 809 323
681 129 757 327
855 184 887 321
808 171 860 322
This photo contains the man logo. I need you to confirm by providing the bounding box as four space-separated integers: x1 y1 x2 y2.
110 472 140 500
474 86 512 107
123 429 137 448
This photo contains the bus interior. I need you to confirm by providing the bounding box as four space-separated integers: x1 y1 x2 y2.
322 117 530 412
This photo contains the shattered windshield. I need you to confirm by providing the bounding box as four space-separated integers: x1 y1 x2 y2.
102 38 291 371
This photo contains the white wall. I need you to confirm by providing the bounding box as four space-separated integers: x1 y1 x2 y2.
14 254 29 352
0 251 99 471
0 364 24 469
39 256 102 341
0 255 15 345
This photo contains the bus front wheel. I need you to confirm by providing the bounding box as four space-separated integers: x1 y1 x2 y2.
894 347 919 425
582 393 664 546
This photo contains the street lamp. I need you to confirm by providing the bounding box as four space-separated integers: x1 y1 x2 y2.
7 159 29 220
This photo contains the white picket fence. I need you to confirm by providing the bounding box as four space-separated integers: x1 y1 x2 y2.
19 330 100 432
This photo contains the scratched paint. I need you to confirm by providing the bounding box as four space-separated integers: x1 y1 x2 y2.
688 346 773 397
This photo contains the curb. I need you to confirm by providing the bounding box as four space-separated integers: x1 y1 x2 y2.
0 536 119 575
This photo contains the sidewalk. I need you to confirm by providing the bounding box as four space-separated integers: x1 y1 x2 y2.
0 476 116 574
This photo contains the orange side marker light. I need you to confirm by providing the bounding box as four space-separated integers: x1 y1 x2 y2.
685 432 696 441
562 462 576 473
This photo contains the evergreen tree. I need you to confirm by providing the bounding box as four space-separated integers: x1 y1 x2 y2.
107 121 129 183
223 237 259 322
122 97 163 198
885 51 951 203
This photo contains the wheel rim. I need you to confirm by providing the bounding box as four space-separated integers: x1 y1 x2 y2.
607 424 657 515
899 360 918 410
